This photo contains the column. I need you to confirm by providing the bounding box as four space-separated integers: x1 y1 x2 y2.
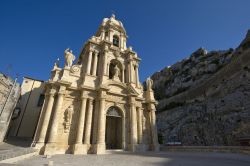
102 52 107 76
100 30 105 40
129 61 134 83
122 115 126 149
124 38 127 49
106 63 110 76
37 88 55 144
97 98 105 144
120 34 123 48
127 62 131 82
130 104 138 146
137 108 143 144
91 99 99 145
109 30 114 43
47 86 65 143
122 68 125 83
135 65 140 87
75 95 87 144
92 52 98 76
95 97 106 154
84 98 94 144
86 50 93 75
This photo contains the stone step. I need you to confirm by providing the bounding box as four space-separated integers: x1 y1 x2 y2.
0 147 37 163
0 139 38 164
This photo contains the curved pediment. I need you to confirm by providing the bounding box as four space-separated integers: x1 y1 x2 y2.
105 81 128 94
102 81 139 96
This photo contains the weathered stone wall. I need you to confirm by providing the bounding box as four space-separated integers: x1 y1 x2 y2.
0 73 20 142
153 30 250 146
8 77 45 139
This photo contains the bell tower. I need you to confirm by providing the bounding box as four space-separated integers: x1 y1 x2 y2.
96 14 127 50
79 14 141 89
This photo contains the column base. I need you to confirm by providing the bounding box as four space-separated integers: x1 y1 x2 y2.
137 144 147 152
44 143 58 155
151 143 160 152
93 143 106 154
33 142 44 149
73 144 89 154
128 144 138 152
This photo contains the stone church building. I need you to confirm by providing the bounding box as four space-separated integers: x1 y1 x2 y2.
30 15 159 155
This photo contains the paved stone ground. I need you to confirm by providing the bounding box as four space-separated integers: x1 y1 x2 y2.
2 151 249 166
0 139 36 162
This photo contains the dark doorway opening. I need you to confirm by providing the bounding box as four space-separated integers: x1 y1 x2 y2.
105 107 122 149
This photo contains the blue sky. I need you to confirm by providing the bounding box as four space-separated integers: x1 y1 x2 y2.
1 0 250 83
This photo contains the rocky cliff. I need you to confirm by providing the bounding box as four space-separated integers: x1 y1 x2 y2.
153 30 250 146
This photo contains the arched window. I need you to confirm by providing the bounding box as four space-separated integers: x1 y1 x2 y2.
113 35 119 47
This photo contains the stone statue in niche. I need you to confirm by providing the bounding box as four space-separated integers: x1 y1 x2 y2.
63 105 74 133
64 48 75 68
113 65 120 77
112 65 120 81
146 77 153 91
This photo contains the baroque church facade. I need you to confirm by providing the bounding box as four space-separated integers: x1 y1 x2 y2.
32 15 159 155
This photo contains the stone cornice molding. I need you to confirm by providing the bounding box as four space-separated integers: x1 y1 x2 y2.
80 85 96 91
57 80 72 87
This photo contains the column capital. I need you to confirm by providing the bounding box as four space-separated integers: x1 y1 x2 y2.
89 48 94 53
104 45 109 52
93 50 99 55
57 91 66 96
88 98 94 102
148 109 156 112
81 95 88 100
45 88 56 96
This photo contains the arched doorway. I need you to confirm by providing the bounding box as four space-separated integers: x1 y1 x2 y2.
105 106 122 149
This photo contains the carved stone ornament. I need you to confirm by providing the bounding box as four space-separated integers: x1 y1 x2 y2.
107 107 121 117
114 51 120 57
63 105 74 133
70 65 80 74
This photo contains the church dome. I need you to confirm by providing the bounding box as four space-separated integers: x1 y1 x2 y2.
101 14 126 33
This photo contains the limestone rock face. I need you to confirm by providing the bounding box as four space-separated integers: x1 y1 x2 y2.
152 30 250 146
